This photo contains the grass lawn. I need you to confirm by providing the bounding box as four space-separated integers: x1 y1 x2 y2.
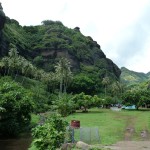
65 108 150 145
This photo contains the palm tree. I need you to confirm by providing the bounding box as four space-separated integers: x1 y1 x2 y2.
21 59 30 84
34 69 44 80
21 59 37 84
1 57 10 75
8 47 19 58
55 57 72 95
111 81 120 96
4 47 20 79
102 76 110 97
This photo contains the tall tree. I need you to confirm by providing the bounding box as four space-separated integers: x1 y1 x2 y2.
55 57 72 95
1 47 20 79
122 89 150 109
102 76 110 97
1 57 10 75
0 80 34 136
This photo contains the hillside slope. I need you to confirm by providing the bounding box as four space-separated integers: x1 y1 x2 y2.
0 20 121 76
120 67 149 85
0 4 121 94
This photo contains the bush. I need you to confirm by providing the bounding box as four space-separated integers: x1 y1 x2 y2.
30 114 68 150
0 80 34 136
52 94 76 117
72 92 92 112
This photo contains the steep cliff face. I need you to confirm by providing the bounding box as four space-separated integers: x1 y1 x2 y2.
0 3 7 56
0 3 5 30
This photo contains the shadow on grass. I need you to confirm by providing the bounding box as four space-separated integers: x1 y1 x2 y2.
76 109 108 114
122 108 150 112
138 108 150 111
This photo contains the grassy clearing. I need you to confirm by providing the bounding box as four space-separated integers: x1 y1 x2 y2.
30 108 150 146
65 108 150 145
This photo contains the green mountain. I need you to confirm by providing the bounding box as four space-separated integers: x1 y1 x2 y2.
0 4 121 94
146 72 150 78
120 67 149 85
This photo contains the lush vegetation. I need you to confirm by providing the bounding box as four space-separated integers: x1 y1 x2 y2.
0 4 150 150
1 15 121 94
0 77 34 136
121 67 150 85
30 114 68 150
122 89 150 109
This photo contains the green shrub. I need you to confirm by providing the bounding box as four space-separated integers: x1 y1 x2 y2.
0 80 34 136
31 114 68 150
52 94 76 116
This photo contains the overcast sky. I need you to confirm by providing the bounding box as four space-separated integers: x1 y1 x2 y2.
1 0 150 73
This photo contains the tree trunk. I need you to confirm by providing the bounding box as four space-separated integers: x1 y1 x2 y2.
105 85 107 97
59 78 63 98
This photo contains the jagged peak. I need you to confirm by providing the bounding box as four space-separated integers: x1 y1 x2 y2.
74 26 80 32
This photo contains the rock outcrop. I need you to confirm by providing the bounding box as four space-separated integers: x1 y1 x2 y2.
0 3 6 30
0 3 6 56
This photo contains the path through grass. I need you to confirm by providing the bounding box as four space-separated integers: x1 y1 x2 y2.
65 108 150 145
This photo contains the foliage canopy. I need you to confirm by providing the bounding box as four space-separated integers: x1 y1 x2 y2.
0 79 34 136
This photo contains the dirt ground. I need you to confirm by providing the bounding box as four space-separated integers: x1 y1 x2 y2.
105 141 150 150
104 115 150 150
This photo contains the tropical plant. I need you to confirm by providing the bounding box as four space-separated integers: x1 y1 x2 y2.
69 73 96 94
73 92 92 112
55 57 72 94
122 89 150 109
102 96 113 108
52 94 76 116
92 95 103 107
102 76 110 97
31 113 68 150
109 81 123 104
0 80 34 136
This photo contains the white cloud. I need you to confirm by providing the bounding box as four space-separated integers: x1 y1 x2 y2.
1 0 150 73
